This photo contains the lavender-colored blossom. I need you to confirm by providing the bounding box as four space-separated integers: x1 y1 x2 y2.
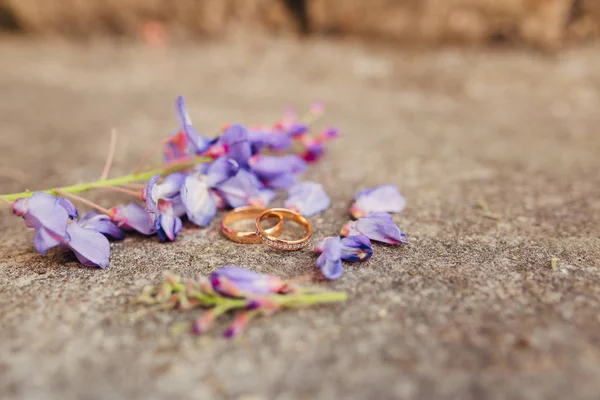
181 157 239 227
300 138 325 163
284 181 331 217
316 236 343 280
64 221 110 268
215 169 275 208
170 96 213 160
78 210 124 240
350 184 406 219
209 265 286 297
341 212 408 245
111 203 157 235
315 234 373 262
145 173 186 242
12 192 72 255
249 154 307 189
217 124 252 168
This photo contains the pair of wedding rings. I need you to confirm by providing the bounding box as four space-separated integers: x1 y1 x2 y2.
221 206 312 251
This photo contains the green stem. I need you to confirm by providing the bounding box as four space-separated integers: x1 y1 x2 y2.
0 156 211 202
278 292 348 306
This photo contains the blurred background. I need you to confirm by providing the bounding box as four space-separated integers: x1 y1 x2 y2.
0 0 599 49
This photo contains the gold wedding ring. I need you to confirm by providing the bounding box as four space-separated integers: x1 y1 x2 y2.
221 206 283 244
255 208 312 251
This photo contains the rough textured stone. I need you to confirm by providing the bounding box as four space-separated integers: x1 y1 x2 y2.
0 38 599 399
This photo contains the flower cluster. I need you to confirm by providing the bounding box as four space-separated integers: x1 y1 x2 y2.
313 184 408 280
3 96 339 267
135 265 347 338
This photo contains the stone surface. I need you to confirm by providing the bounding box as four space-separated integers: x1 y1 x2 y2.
0 38 599 399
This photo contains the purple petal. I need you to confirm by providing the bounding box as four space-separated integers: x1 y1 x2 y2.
11 197 28 217
215 169 262 208
24 193 70 238
206 157 239 187
257 187 276 207
340 220 361 237
210 265 285 296
65 222 110 268
219 124 252 168
111 203 156 235
301 140 326 163
340 235 373 262
175 96 212 153
157 173 186 198
353 213 408 245
78 211 124 240
250 154 307 179
157 214 182 242
350 184 406 219
33 227 63 255
144 174 161 223
181 176 217 227
316 236 343 280
284 181 331 217
58 198 79 219
266 132 293 150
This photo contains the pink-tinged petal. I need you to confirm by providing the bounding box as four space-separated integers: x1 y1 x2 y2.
350 184 406 219
256 187 276 208
78 211 124 240
353 212 408 245
317 126 340 141
284 181 331 217
313 237 327 253
205 157 239 187
111 203 156 235
223 311 253 339
157 213 182 242
316 236 343 280
340 235 373 262
65 222 110 268
209 265 286 296
175 96 212 154
11 198 28 217
340 220 361 237
192 310 217 335
181 176 217 227
219 124 252 168
34 227 63 255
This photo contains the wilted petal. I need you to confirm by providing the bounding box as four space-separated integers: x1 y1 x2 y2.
65 222 110 268
316 236 343 280
350 184 406 219
219 124 252 168
111 203 156 235
79 211 124 240
181 176 217 227
340 235 373 262
352 212 408 245
284 181 331 217
209 265 285 297
157 213 183 242
205 157 239 187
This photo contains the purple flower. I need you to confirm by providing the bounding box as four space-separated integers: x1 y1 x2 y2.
110 203 157 235
284 181 331 217
145 173 186 242
181 157 239 227
63 221 110 268
341 212 408 245
350 184 406 219
209 265 287 297
12 192 72 255
164 96 213 163
78 211 124 240
315 234 373 262
215 169 275 209
217 124 252 168
249 154 307 189
300 138 325 163
316 236 343 280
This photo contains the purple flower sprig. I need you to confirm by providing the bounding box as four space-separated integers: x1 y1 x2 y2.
135 266 348 339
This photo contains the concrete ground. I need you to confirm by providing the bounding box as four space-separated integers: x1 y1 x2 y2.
0 38 599 400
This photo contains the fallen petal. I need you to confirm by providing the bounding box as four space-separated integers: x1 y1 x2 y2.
350 184 406 219
284 181 331 217
65 222 110 268
316 236 343 280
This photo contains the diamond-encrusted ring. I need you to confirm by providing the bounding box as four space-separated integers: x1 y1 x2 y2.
221 206 284 244
255 208 312 251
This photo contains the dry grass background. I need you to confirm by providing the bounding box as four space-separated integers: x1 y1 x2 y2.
0 0 599 48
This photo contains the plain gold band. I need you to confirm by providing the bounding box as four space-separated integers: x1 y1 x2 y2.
255 208 312 251
221 206 284 244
